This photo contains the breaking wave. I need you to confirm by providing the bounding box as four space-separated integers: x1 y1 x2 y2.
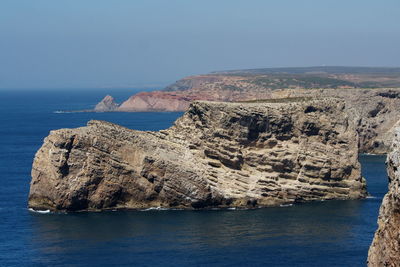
28 208 51 214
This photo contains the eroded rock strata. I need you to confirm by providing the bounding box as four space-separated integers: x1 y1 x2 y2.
29 99 366 212
93 67 400 154
271 88 400 154
368 128 400 266
96 88 400 154
102 88 400 154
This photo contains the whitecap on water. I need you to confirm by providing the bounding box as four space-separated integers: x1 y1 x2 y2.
28 208 51 214
140 207 171 211
279 204 294 207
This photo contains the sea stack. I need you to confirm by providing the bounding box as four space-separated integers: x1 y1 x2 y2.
94 95 119 112
29 98 367 212
368 128 400 266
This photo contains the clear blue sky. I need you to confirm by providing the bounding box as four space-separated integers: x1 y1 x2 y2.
1 0 399 89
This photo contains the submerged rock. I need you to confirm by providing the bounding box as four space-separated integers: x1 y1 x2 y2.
29 98 367 212
368 128 400 266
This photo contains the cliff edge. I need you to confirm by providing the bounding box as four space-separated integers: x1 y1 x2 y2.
29 98 366 212
368 128 400 266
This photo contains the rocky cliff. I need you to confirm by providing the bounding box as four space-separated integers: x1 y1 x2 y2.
93 67 400 153
96 87 400 154
368 128 400 266
94 95 119 112
271 88 400 154
115 75 273 112
29 98 366 212
118 91 193 112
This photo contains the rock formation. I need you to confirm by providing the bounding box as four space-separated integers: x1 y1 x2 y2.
270 88 400 154
94 95 119 112
93 67 400 153
115 76 273 112
96 88 400 154
118 91 193 112
368 128 400 266
29 98 366 212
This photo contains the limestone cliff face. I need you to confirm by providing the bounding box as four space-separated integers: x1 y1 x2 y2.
271 88 400 154
95 87 400 154
93 67 400 152
368 128 400 266
29 99 366 212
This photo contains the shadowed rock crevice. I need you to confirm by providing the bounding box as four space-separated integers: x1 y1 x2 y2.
368 102 385 118
59 136 75 177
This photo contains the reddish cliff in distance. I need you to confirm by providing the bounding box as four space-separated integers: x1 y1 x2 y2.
92 67 400 154
118 91 200 112
95 74 275 112
115 87 273 112
94 66 400 112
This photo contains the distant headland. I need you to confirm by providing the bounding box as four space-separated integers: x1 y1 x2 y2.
93 66 400 112
90 66 400 155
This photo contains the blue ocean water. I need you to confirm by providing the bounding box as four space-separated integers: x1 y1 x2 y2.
0 89 388 266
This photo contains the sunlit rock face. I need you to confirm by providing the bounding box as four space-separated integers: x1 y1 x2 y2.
368 128 400 266
94 95 119 112
95 67 400 152
29 98 366 212
270 88 400 155
97 86 400 154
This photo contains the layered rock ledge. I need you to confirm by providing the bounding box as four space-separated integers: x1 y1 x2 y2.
94 88 400 154
29 99 367 212
368 128 400 266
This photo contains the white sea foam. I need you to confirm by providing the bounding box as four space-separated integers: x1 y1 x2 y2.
279 204 294 207
28 208 51 214
141 207 171 211
54 110 92 114
366 196 377 199
362 153 381 156
53 110 84 114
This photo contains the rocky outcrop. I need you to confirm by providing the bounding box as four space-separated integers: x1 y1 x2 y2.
97 87 400 153
270 88 400 154
117 91 192 112
115 78 272 112
368 128 400 266
29 98 366 212
94 95 119 112
93 67 400 153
